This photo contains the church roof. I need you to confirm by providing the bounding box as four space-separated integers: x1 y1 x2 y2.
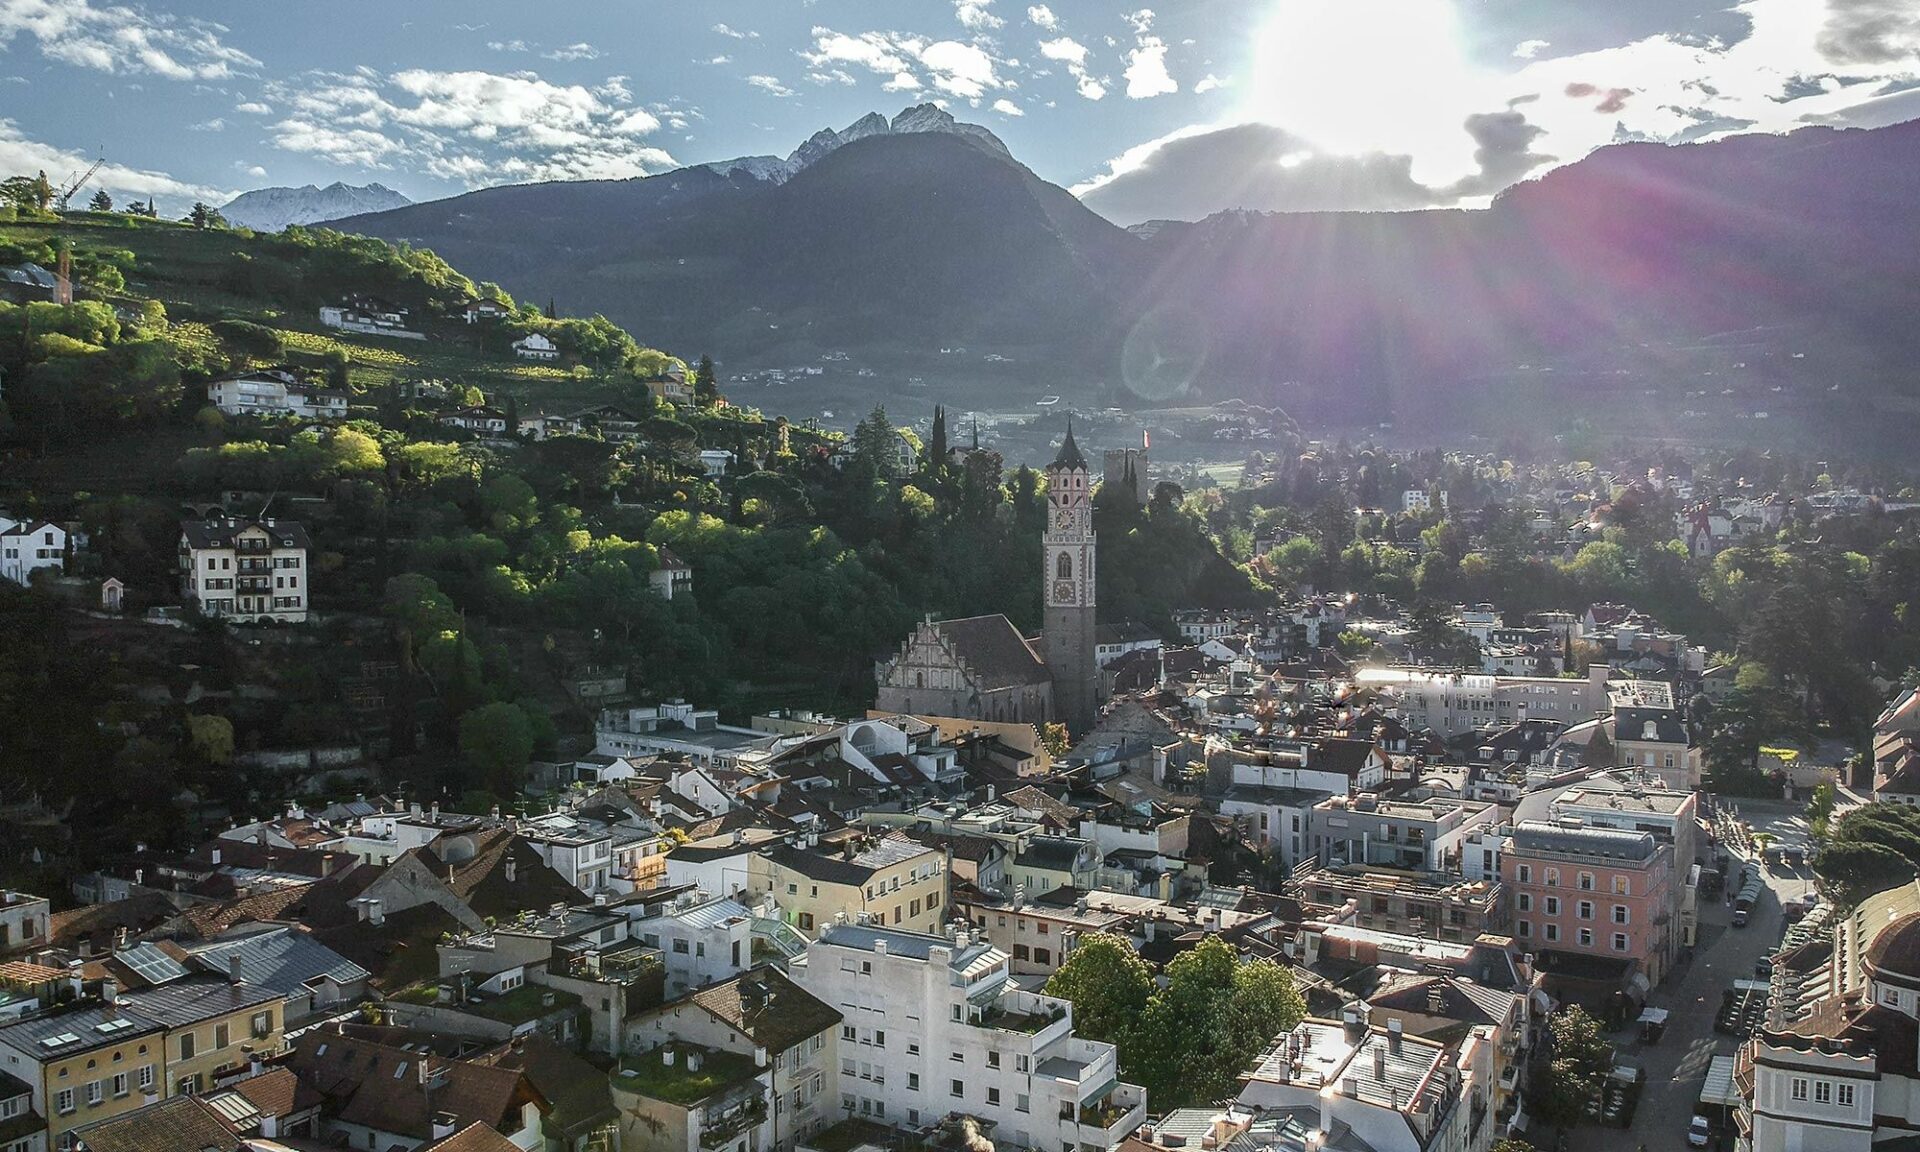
1050 420 1088 472
933 615 1052 690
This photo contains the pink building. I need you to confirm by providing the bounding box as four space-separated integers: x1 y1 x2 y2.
1502 820 1674 995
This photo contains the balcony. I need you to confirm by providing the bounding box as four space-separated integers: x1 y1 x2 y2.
1035 1036 1119 1103
1076 1082 1146 1145
701 1089 769 1149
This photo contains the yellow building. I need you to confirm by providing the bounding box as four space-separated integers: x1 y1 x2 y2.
0 1003 167 1146
116 977 285 1097
749 834 947 936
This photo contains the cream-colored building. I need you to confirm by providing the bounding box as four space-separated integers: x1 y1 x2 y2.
750 835 946 937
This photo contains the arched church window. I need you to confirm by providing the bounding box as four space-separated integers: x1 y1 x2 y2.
1056 553 1072 580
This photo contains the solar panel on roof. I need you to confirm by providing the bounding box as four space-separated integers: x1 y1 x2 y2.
117 942 189 985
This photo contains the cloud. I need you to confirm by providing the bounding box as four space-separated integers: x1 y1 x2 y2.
1027 5 1057 30
809 68 858 86
955 0 1003 32
0 0 260 80
712 23 758 40
706 54 732 65
234 100 272 115
1039 35 1105 99
1124 37 1176 98
746 74 795 97
189 117 224 132
262 66 680 184
244 164 266 178
0 117 229 209
1565 81 1635 113
1514 39 1551 59
487 39 528 53
1816 0 1920 64
1193 73 1225 93
543 43 602 62
992 97 1024 116
1074 109 1557 224
802 25 1007 102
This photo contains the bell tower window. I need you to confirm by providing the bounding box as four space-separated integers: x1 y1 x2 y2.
1056 553 1072 580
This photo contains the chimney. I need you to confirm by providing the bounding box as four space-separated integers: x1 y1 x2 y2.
430 1112 457 1140
230 953 245 985
319 852 336 878
505 858 517 883
1373 1045 1387 1080
430 802 440 822
210 846 223 865
67 960 84 1000
1387 1018 1404 1053
102 978 118 1004
368 899 385 927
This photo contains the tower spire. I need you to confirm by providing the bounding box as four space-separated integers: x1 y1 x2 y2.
1051 416 1087 471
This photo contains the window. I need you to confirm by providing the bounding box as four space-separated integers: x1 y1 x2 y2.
1517 920 1531 938
180 1033 196 1060
1577 901 1594 920
987 1052 1000 1070
1016 1055 1030 1073
951 1051 964 1063
1545 897 1560 916
951 1080 964 1098
909 1073 920 1090
1578 872 1595 891
843 1026 857 1042
1517 894 1532 912
85 1081 103 1106
1016 1093 1031 1113
1577 929 1594 946
1014 945 1030 961
987 1088 1001 1106
1612 904 1630 924
1613 933 1629 952
1837 1084 1855 1107
873 1030 885 1048
56 1089 73 1115
673 939 690 954
1790 1078 1808 1102
1814 1082 1832 1105
138 1065 154 1090
214 1023 230 1049
1544 924 1559 942
1545 868 1560 887
1517 865 1531 884
842 1059 857 1077
1034 948 1052 966
1612 876 1630 895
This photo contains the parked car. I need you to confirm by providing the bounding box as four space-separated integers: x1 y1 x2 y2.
1688 1115 1713 1147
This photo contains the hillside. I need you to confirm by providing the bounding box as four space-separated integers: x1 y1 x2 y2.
338 113 1920 443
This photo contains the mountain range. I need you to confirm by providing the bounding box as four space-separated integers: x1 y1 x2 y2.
333 109 1920 427
222 182 412 232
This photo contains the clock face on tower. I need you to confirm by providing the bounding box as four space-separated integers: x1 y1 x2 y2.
1053 579 1075 602
1054 507 1073 530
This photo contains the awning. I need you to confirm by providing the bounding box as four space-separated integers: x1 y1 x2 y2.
1638 1007 1670 1025
1701 1055 1740 1108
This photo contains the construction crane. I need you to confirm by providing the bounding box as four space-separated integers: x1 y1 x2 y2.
55 156 106 212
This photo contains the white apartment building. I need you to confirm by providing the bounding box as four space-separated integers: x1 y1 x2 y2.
178 517 312 623
791 922 1146 1152
0 517 65 586
1737 1032 1877 1152
0 890 50 953
1239 1011 1472 1152
1355 666 1609 738
205 369 348 421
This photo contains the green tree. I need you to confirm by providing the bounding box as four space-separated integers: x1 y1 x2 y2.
0 171 54 212
458 702 535 797
1127 938 1306 1110
1039 722 1071 758
850 406 900 484
1534 1007 1613 1127
86 188 113 213
694 353 719 406
186 201 226 229
1814 803 1920 909
185 714 235 765
1042 934 1153 1045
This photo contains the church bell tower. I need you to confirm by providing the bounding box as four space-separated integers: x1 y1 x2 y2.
1043 420 1099 735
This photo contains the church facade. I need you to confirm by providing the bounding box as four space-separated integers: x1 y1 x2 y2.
873 423 1104 734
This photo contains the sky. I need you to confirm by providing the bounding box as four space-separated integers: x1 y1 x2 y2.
1 0 1917 223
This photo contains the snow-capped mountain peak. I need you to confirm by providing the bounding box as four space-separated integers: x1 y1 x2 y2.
220 182 413 232
701 104 1012 185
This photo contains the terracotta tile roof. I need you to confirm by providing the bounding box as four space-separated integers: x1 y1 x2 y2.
228 1066 325 1117
686 968 841 1055
181 883 314 937
418 1122 524 1152
66 1094 235 1152
290 1028 541 1140
0 961 66 985
48 893 178 950
472 1033 615 1138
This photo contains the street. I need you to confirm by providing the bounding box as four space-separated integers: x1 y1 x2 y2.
1559 799 1815 1152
